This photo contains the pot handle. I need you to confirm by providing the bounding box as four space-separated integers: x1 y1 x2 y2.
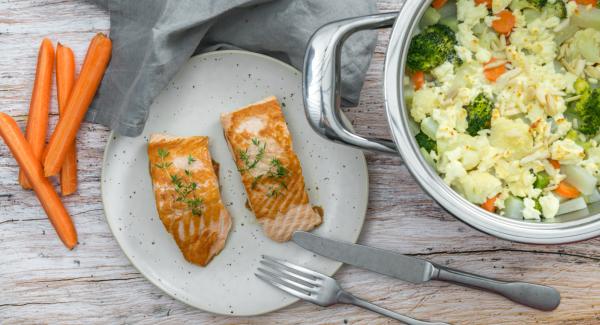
303 12 399 154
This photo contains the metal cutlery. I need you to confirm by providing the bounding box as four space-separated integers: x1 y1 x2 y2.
256 255 450 325
292 231 561 311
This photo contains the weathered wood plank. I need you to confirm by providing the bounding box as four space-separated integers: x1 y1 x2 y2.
0 0 598 324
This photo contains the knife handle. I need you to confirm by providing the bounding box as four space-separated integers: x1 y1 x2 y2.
432 265 560 311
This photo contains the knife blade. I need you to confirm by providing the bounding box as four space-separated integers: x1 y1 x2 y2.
292 231 435 284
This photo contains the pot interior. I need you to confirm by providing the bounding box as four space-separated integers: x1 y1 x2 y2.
398 0 600 227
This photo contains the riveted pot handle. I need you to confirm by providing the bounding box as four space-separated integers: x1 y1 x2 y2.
303 12 399 154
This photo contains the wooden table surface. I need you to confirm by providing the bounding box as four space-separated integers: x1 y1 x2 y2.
1 0 599 324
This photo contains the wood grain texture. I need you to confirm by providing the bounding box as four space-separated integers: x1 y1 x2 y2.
0 0 598 324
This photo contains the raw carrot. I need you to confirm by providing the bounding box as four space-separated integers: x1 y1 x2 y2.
549 159 561 169
555 181 581 199
492 10 516 35
412 71 425 90
481 195 498 213
484 58 507 82
56 43 78 196
573 0 597 7
18 38 54 189
431 0 448 9
44 33 112 177
0 113 77 249
475 0 493 9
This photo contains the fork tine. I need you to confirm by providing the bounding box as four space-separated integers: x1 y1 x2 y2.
262 255 324 279
257 267 316 293
255 271 312 301
260 259 320 286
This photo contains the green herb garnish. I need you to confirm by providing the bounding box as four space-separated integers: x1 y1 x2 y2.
154 148 204 216
237 139 291 198
238 138 266 173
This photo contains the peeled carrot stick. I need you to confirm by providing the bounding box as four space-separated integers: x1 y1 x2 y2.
549 159 561 169
56 43 78 196
18 38 54 189
44 33 112 177
475 0 493 9
0 113 77 249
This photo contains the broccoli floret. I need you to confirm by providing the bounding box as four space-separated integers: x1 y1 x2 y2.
465 93 494 136
574 78 590 95
543 0 566 18
407 24 457 72
415 132 437 153
534 172 550 189
574 88 600 136
527 0 547 9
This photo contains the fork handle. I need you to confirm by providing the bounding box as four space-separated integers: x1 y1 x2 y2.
338 291 450 325
432 264 560 311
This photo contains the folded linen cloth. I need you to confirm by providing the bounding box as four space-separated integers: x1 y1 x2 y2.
88 0 378 137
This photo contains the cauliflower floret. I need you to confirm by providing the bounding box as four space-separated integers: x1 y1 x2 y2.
494 159 539 197
411 87 443 122
492 0 512 14
457 0 490 27
490 117 534 160
432 105 469 135
523 198 541 220
455 171 502 204
509 19 557 65
475 47 492 63
550 139 585 165
539 194 560 219
455 45 473 63
442 160 468 185
431 62 456 85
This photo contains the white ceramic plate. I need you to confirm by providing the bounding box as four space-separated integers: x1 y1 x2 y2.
101 50 368 316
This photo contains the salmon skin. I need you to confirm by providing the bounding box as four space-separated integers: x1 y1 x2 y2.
148 134 232 266
221 96 322 242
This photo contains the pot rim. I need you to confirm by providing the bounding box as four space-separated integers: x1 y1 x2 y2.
382 0 600 244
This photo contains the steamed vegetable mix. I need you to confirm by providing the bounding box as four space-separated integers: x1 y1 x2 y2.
408 0 600 220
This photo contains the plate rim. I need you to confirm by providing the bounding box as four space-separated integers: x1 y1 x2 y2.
100 49 369 316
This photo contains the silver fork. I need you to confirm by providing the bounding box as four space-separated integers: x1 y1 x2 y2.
256 256 450 325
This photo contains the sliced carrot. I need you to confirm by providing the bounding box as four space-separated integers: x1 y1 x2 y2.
18 38 54 190
44 33 112 177
431 0 448 9
56 43 78 196
475 0 493 9
484 58 507 82
549 159 561 169
0 113 77 249
555 181 581 199
412 71 425 90
573 0 597 7
492 10 516 35
481 195 498 213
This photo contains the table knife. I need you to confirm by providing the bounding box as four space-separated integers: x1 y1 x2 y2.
292 231 560 311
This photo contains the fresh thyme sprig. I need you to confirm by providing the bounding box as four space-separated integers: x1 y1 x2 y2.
155 148 204 216
238 139 290 197
238 138 266 173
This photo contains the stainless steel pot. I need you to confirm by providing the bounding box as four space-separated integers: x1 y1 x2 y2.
302 2 600 244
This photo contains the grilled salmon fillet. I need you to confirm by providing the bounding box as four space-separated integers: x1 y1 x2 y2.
221 96 322 242
148 134 232 266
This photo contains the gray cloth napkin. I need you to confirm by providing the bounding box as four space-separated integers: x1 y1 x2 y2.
88 0 378 137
